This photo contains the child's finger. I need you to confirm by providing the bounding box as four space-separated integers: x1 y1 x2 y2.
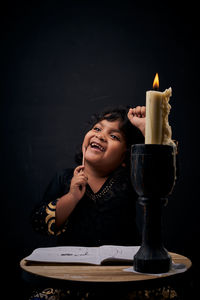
77 176 88 191
74 165 85 175
141 106 146 117
78 173 88 181
135 106 142 115
132 108 136 115
76 178 88 187
128 108 134 119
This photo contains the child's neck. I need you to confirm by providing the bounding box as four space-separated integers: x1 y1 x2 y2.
84 163 110 179
84 163 109 194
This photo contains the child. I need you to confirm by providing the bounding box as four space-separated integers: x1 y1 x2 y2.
31 106 145 247
30 106 177 300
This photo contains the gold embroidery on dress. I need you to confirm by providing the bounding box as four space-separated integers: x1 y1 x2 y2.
86 178 116 202
45 201 67 236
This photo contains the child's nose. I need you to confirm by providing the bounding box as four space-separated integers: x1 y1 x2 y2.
95 133 106 142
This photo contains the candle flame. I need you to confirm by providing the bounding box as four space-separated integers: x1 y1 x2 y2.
153 73 159 89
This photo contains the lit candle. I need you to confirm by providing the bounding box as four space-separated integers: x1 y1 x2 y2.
145 73 174 145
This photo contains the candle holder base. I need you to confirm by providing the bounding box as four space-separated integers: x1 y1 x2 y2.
134 251 172 274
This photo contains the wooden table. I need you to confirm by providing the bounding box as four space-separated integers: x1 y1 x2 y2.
20 252 192 299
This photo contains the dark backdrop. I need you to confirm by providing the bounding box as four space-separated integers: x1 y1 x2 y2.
1 1 199 298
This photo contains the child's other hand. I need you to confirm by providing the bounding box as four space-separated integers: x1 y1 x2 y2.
128 106 146 136
69 166 88 202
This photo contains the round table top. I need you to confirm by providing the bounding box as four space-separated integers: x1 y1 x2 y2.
20 252 192 283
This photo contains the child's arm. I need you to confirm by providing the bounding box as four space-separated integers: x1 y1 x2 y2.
31 167 88 236
127 106 146 136
31 169 74 236
55 165 88 228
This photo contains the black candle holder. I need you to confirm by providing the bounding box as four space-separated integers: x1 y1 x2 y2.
131 144 177 273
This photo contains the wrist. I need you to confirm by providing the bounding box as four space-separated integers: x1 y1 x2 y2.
67 191 81 204
138 123 145 137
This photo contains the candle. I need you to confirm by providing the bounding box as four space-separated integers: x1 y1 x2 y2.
145 73 174 145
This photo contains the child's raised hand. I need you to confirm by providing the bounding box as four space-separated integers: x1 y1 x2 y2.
127 106 146 136
69 166 88 202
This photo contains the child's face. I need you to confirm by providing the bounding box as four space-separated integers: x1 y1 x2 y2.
82 119 127 174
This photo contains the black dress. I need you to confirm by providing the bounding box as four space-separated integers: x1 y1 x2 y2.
30 167 178 300
31 166 140 247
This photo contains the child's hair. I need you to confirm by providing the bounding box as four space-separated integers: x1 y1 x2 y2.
75 106 144 169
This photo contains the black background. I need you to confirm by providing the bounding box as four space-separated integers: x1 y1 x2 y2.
1 0 199 298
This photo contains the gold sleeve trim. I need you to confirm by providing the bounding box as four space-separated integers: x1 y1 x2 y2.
45 200 67 236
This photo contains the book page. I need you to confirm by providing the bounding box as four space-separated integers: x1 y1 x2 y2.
99 245 140 263
25 245 140 265
25 246 101 265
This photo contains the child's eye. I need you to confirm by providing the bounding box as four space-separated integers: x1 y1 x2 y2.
110 134 120 141
93 127 101 132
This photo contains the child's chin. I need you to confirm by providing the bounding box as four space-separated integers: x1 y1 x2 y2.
86 150 104 158
86 155 104 165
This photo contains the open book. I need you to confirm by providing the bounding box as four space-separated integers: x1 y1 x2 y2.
25 245 140 265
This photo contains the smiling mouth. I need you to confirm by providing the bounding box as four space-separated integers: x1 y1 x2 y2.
90 142 105 152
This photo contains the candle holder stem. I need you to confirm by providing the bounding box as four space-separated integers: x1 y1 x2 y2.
134 197 171 273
